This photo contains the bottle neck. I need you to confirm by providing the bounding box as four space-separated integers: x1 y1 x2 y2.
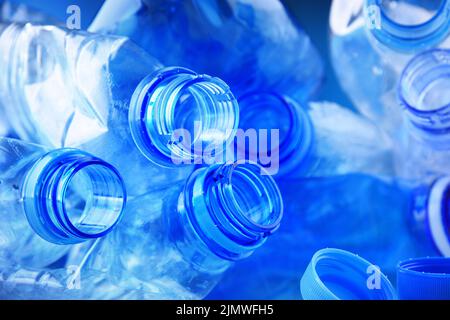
364 0 450 52
236 92 314 176
129 67 239 167
426 176 450 257
399 49 450 146
22 149 126 245
179 162 283 261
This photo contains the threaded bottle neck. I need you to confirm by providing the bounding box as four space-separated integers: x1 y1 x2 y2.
129 67 239 167
22 149 126 245
399 49 450 146
364 0 450 52
236 92 314 176
182 162 283 261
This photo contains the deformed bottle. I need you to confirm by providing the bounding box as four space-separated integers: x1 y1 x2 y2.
0 22 239 196
89 0 324 101
330 0 450 137
0 162 283 300
0 137 125 271
230 92 395 179
208 173 450 299
0 0 57 138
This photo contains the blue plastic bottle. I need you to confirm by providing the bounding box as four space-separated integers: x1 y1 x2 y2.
0 22 239 196
0 162 283 300
0 137 125 271
396 49 450 181
89 0 324 101
208 174 450 299
330 0 450 137
233 92 394 178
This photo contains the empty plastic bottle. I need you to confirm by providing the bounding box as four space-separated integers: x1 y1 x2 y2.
0 162 283 300
0 137 125 271
0 22 239 196
208 173 450 299
330 0 450 137
89 0 324 101
396 49 450 181
231 92 394 178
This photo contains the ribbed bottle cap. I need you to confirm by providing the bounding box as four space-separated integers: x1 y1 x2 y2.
398 257 450 300
300 248 396 300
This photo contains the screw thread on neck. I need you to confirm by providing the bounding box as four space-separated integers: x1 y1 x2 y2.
129 67 239 167
22 149 126 244
182 162 283 261
399 49 450 146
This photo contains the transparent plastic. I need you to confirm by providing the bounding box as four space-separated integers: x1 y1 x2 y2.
89 0 324 101
234 93 395 179
0 22 239 196
396 49 450 180
0 137 125 270
330 0 450 137
0 0 57 138
208 174 449 299
0 163 283 300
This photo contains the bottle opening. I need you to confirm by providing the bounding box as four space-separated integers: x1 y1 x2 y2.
236 92 313 176
129 67 239 167
22 149 126 244
62 163 126 236
365 0 450 51
225 163 282 228
399 49 450 137
185 162 283 261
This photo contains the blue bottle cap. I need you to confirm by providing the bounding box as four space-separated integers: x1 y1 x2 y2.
397 257 450 300
300 248 396 300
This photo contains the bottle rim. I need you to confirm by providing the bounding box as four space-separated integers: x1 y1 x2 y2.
365 0 450 52
129 66 239 168
183 161 283 261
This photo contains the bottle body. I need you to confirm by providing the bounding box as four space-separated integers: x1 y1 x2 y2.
329 0 450 137
208 174 444 300
90 0 324 101
300 102 394 179
0 1 57 138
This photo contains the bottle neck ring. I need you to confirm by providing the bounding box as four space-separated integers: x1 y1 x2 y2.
22 149 126 245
